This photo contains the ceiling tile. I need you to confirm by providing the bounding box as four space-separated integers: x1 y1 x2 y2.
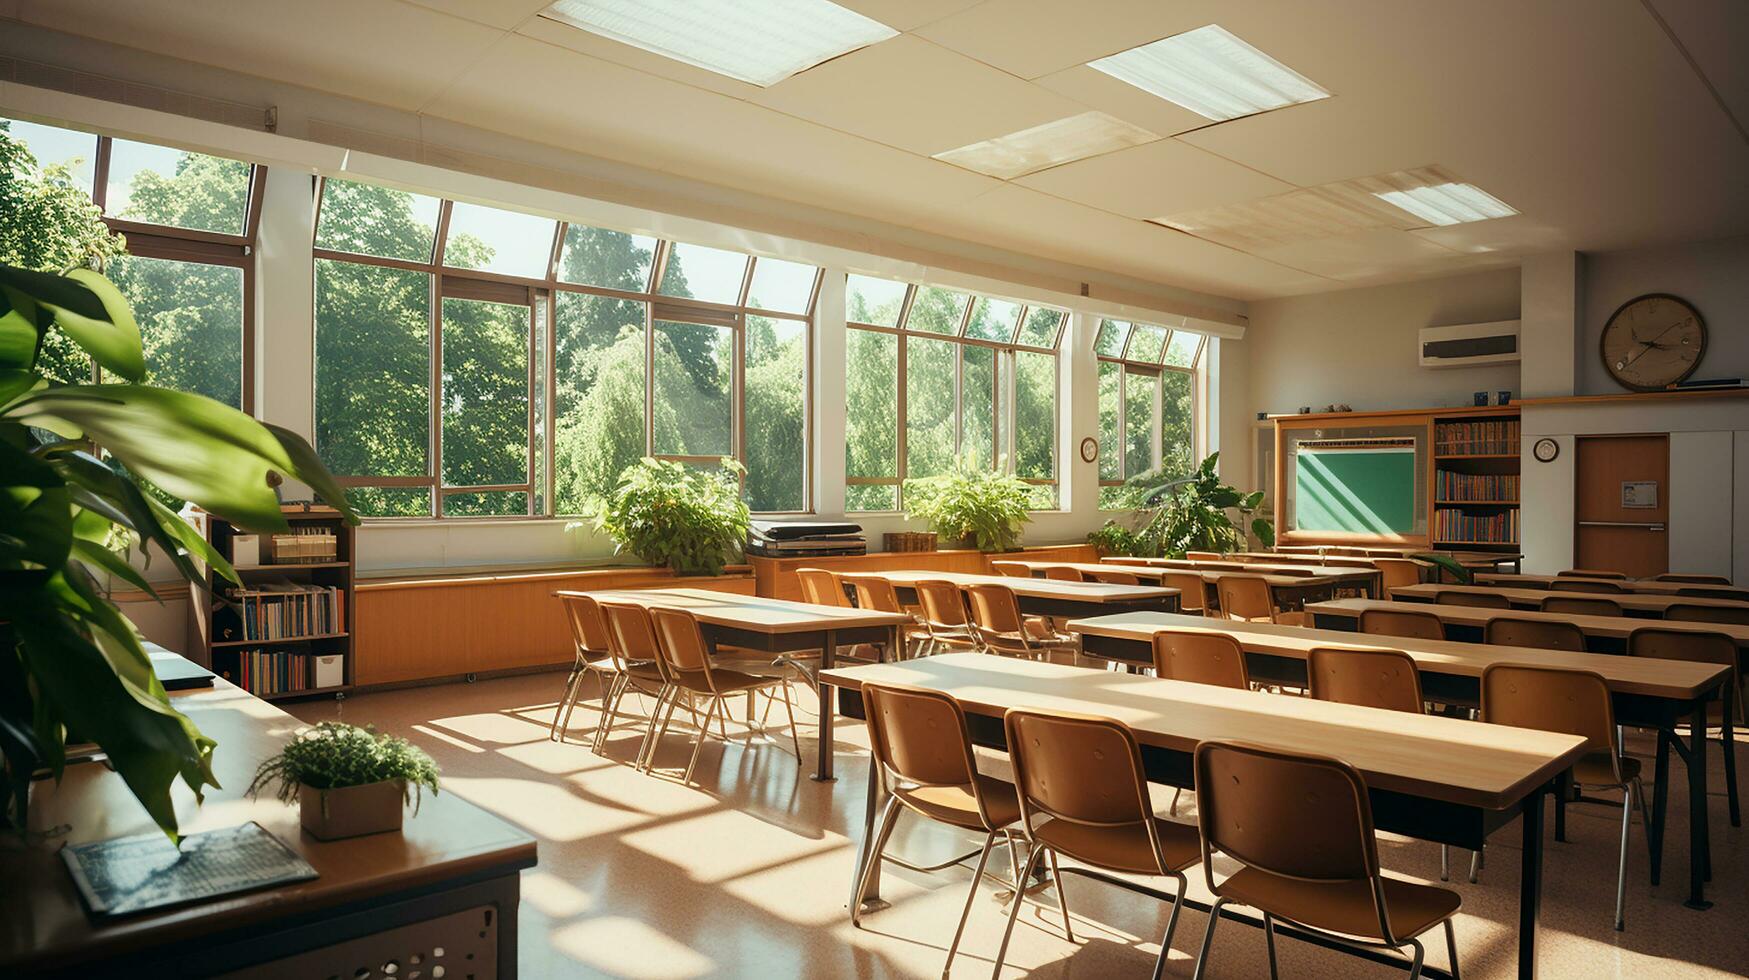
1643 0 1749 137
403 0 550 31
913 0 1191 79
516 14 764 99
1017 138 1293 218
836 0 983 32
1031 64 1212 137
1248 229 1464 282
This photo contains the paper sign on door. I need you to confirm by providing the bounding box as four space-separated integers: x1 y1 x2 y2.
1621 481 1658 509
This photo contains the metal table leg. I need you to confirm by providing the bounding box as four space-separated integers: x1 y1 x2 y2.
813 629 837 781
1517 786 1545 980
1685 698 1713 910
851 747 886 912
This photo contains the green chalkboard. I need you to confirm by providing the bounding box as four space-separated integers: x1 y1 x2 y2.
1294 448 1417 534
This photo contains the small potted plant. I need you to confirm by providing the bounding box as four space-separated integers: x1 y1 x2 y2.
902 460 1033 552
248 722 440 841
596 457 750 576
1088 452 1274 558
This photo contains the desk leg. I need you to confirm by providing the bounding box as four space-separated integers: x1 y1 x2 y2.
1723 685 1740 828
1518 786 1545 980
1685 700 1713 910
851 745 885 911
813 629 837 782
1651 727 1670 886
1553 772 1569 843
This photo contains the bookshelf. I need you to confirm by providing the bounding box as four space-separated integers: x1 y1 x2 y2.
1431 412 1521 549
187 505 356 702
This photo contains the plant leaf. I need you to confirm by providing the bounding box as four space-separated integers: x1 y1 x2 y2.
0 286 42 371
262 422 359 524
1411 552 1473 585
0 437 72 582
36 269 145 382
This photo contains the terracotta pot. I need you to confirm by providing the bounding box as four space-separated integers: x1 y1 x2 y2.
299 780 405 840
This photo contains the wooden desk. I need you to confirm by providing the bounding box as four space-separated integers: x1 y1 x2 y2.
838 569 1180 620
0 680 537 978
1476 573 1749 600
822 653 1585 980
1392 583 1749 621
1088 561 1370 612
572 588 911 781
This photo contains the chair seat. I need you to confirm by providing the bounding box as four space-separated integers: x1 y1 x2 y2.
702 667 786 694
1033 815 1201 875
586 655 653 674
1218 868 1460 942
1575 751 1639 788
1273 610 1307 627
898 774 1022 832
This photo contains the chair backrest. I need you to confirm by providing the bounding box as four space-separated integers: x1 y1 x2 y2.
1481 664 1617 774
1185 550 1223 560
1194 741 1390 936
1043 565 1085 582
648 605 713 678
989 561 1030 578
1004 708 1171 875
965 583 1026 635
863 683 1006 827
1307 646 1424 713
1676 587 1748 601
797 567 847 607
1627 627 1740 722
557 592 612 656
1484 616 1587 651
1552 579 1624 594
1541 595 1623 617
1657 573 1733 585
914 579 971 628
1086 568 1139 585
1666 603 1749 626
1217 574 1275 622
1160 572 1207 612
1358 606 1444 641
850 577 905 614
1436 589 1511 608
600 600 667 676
1559 568 1627 580
1373 558 1422 593
1151 629 1250 689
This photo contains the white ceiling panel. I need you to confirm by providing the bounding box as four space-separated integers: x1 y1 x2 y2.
1031 64 1213 138
1248 229 1468 283
836 0 983 33
914 0 1191 80
515 14 764 99
403 0 550 31
1017 139 1293 219
750 34 1088 155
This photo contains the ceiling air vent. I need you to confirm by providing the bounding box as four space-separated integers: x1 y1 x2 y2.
1418 320 1520 369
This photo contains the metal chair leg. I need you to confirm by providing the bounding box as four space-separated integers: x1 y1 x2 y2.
1169 786 1183 816
684 697 721 784
1148 873 1189 980
1406 936 1426 980
1615 783 1632 931
1189 896 1227 980
549 664 583 741
851 795 903 927
1045 847 1073 942
1440 844 1450 881
777 680 804 765
592 672 627 753
1262 912 1280 980
637 686 680 772
1443 917 1461 980
989 845 1045 980
942 833 999 977
1468 846 1481 884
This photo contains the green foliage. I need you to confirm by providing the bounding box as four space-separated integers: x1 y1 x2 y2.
1088 452 1274 558
248 722 440 812
1410 552 1474 585
1 260 357 843
903 460 1033 552
596 457 750 576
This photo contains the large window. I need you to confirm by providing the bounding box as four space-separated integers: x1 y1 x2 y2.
844 275 1064 510
1 117 261 409
1097 318 1205 509
313 177 819 518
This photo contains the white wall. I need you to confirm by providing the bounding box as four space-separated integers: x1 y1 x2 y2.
1243 268 1522 419
1579 234 1749 394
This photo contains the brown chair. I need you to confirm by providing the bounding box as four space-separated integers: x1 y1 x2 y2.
1481 664 1649 929
1666 602 1749 626
1085 568 1139 585
850 577 932 659
1485 616 1587 652
965 583 1075 659
1560 568 1628 580
1152 629 1250 690
1359 607 1445 642
913 579 979 652
796 567 848 606
1161 571 1209 614
551 591 615 743
991 709 1200 980
1218 574 1300 625
1541 595 1624 617
1435 589 1511 609
598 600 685 765
1308 646 1423 713
850 683 1023 975
1657 573 1733 585
646 606 802 783
1375 557 1423 594
1554 579 1625 594
1190 741 1462 978
1627 627 1741 827
1043 564 1085 582
989 560 1030 578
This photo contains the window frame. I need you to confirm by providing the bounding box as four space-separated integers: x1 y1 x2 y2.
1097 318 1205 505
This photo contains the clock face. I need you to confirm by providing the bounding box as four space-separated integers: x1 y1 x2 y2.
1600 293 1706 391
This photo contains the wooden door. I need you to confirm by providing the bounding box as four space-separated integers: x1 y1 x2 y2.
1574 434 1668 577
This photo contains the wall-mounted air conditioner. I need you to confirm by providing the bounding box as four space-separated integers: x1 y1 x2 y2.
1418 319 1520 369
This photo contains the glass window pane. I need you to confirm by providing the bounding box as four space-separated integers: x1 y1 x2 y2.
1164 329 1203 367
1124 369 1159 479
1024 483 1058 510
745 314 806 511
315 259 431 478
106 138 251 234
1127 323 1167 363
554 294 647 514
1017 307 1063 348
1161 368 1195 481
1014 351 1055 480
443 202 557 279
653 320 732 456
107 254 243 407
1095 319 1130 357
444 490 528 517
846 483 898 512
846 274 906 326
316 178 441 262
845 328 897 480
348 486 433 518
906 336 956 478
558 224 656 291
658 242 748 305
746 257 818 314
960 345 996 468
906 286 968 335
440 296 530 488
1097 360 1121 482
963 297 1021 342
1 117 97 190
1100 485 1135 510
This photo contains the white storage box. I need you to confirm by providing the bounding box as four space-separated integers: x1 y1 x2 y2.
313 654 345 689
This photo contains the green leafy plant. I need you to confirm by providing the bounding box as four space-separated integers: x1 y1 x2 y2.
903 461 1033 552
595 457 749 576
1 260 358 843
247 722 439 811
1410 552 1474 585
1089 452 1273 558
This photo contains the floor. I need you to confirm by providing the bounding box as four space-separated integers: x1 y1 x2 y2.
292 669 1748 980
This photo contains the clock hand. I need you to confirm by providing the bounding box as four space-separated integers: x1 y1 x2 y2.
1621 320 1688 369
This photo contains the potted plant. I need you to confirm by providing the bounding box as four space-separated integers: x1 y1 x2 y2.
902 461 1032 552
248 722 440 841
1089 452 1273 558
596 457 749 576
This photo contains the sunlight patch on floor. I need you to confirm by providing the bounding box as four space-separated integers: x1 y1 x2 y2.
620 807 848 884
425 711 553 745
549 916 715 979
443 776 665 841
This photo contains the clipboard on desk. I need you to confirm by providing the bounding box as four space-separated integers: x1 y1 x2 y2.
61 822 317 919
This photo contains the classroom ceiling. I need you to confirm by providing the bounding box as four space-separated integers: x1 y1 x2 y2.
7 0 1748 301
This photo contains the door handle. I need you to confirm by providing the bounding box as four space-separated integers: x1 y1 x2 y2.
1577 520 1666 531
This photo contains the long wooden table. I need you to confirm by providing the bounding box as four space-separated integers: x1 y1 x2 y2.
1307 597 1749 660
838 569 1180 620
1392 582 1749 620
1274 545 1524 572
1476 573 1749 600
0 678 538 978
1103 557 1385 594
821 653 1586 980
1085 561 1376 614
574 588 912 781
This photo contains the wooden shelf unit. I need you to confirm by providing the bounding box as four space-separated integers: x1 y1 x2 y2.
187 507 357 701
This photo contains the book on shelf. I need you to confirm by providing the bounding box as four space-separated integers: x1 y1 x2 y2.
219 579 344 642
222 649 314 696
1434 471 1520 502
1434 418 1521 456
1434 507 1519 544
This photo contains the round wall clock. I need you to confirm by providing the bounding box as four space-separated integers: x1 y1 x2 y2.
1532 438 1559 463
1079 437 1099 463
1599 293 1706 391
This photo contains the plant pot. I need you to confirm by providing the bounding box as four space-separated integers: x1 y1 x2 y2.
299 780 405 840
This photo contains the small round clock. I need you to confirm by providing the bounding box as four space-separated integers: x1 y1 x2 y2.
1599 293 1706 391
1532 438 1559 463
1079 437 1099 463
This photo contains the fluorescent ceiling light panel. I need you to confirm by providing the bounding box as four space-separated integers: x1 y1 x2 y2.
1374 182 1517 226
1088 25 1328 122
933 112 1159 179
541 0 896 87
